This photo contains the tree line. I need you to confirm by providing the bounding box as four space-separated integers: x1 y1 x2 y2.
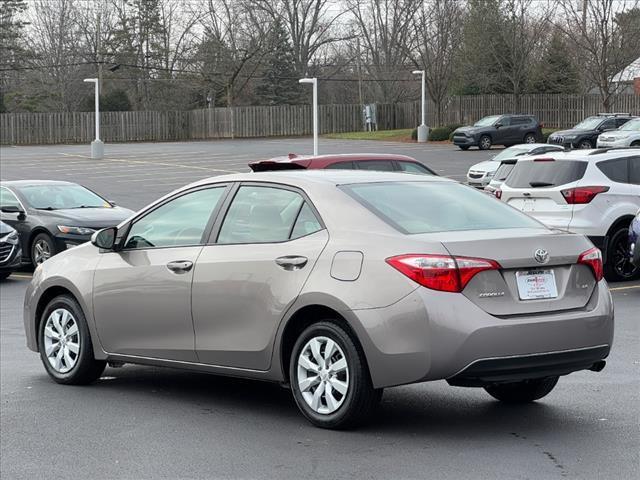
1 0 639 124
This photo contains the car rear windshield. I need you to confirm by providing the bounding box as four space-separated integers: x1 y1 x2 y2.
341 182 542 234
505 160 587 188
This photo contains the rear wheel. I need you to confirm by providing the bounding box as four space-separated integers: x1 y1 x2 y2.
578 139 593 149
524 133 536 144
289 321 382 429
478 135 492 150
631 140 640 147
39 295 106 384
605 225 639 281
0 272 10 281
484 377 558 403
31 232 56 266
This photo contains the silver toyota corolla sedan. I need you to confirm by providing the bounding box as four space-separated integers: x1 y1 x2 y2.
23 171 614 429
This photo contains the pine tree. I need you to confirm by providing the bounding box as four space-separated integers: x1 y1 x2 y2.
533 31 580 94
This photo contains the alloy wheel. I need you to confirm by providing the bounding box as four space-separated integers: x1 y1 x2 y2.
297 336 349 415
34 239 51 265
612 229 637 279
43 308 80 373
480 137 491 150
524 134 536 143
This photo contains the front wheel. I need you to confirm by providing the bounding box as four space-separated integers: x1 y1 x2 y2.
524 133 536 143
484 376 558 403
578 139 594 149
605 226 639 281
31 232 56 266
39 295 106 384
478 135 492 150
290 321 382 429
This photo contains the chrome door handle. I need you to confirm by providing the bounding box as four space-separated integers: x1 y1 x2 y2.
275 255 308 271
166 260 193 274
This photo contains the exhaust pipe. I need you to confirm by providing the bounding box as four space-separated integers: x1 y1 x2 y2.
589 360 606 372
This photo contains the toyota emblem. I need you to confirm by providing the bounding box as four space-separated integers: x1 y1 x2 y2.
534 248 549 264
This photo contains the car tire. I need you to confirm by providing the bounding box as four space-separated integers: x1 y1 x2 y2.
484 376 559 403
631 140 640 147
458 145 470 151
38 294 106 385
524 133 536 143
289 320 382 429
0 272 10 281
31 232 56 266
604 225 639 281
478 135 492 150
578 139 593 149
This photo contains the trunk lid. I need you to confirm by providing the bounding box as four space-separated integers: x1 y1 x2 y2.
435 228 596 316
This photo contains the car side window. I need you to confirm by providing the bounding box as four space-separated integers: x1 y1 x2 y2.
397 161 432 174
325 161 355 170
124 187 226 250
597 158 629 183
356 160 395 171
0 188 21 208
218 185 317 244
628 157 640 185
600 119 617 130
615 118 630 128
291 203 322 239
499 117 511 126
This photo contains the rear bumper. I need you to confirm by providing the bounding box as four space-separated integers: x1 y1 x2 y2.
353 280 614 389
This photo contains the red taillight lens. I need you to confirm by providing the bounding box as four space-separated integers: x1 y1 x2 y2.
561 186 609 204
494 189 502 199
386 254 501 293
578 247 604 282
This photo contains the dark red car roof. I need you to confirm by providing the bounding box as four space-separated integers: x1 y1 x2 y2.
249 153 433 172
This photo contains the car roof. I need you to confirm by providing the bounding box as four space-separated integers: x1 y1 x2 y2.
513 148 640 163
254 153 418 164
1 180 76 187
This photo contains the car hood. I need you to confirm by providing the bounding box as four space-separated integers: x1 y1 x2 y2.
0 221 15 236
599 130 637 138
35 206 134 228
455 126 485 134
551 129 595 137
469 160 500 173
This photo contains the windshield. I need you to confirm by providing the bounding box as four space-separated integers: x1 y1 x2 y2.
573 117 602 130
342 182 542 234
474 115 501 127
493 146 532 161
17 184 111 210
620 118 640 131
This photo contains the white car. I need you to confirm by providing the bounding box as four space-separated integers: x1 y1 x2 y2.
467 144 564 188
497 149 640 281
597 118 640 148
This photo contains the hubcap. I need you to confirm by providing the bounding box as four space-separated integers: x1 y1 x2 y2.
34 240 51 265
43 308 80 373
297 336 349 415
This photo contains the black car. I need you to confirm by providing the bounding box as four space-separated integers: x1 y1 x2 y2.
547 114 634 149
0 181 134 266
452 114 542 150
0 221 22 280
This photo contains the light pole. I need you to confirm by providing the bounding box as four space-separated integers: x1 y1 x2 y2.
299 77 318 155
412 70 429 143
83 78 103 159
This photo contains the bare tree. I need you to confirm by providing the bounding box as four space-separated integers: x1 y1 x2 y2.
555 0 640 110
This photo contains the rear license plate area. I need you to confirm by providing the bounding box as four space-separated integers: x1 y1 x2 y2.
515 269 558 300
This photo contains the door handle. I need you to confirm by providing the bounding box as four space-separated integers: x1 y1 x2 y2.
275 255 308 271
166 260 194 274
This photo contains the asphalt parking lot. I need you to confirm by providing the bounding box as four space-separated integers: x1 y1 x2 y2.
1 138 639 479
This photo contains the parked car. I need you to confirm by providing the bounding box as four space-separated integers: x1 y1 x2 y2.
548 113 635 149
467 143 564 188
26 170 613 429
249 153 436 175
597 117 640 148
629 210 640 268
0 221 22 280
496 150 640 281
0 181 134 266
452 114 543 151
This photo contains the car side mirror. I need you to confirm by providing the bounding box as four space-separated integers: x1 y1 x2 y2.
494 122 502 128
92 227 117 250
1 205 24 214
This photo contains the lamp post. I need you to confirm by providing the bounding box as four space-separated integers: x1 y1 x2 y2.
299 77 318 155
412 70 429 143
83 78 103 159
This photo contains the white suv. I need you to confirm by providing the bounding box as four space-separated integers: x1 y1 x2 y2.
597 118 640 148
497 149 640 281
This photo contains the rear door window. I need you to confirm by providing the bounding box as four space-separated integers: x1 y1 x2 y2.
597 158 629 183
397 161 434 175
342 182 541 234
629 157 640 185
325 161 355 170
600 119 617 130
355 160 395 172
505 160 587 188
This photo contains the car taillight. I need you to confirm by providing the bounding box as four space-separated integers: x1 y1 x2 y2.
561 186 609 204
386 254 501 293
578 247 604 282
494 189 502 199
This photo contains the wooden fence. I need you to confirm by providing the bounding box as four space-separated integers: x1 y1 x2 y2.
1 94 638 145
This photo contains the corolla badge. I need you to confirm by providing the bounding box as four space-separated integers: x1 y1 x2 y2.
534 248 550 264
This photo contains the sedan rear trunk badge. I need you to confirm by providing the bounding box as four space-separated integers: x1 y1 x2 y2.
534 248 550 264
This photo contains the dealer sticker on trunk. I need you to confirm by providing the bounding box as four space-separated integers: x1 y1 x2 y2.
515 269 558 300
